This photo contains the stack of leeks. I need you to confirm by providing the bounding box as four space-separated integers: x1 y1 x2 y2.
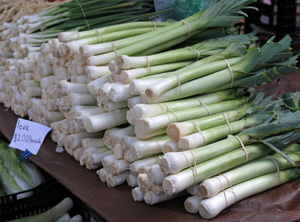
0 0 169 167
73 0 261 187
89 1 300 216
37 0 248 171
38 21 172 166
124 38 300 210
0 0 161 117
185 143 300 218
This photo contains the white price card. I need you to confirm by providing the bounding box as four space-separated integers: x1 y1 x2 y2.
9 118 51 155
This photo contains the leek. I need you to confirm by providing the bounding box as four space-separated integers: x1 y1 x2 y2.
199 168 300 219
163 143 272 195
159 110 300 174
199 145 300 198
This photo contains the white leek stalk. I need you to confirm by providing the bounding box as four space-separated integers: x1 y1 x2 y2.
130 155 161 176
45 111 65 122
87 74 111 96
103 128 120 149
26 87 42 98
21 73 34 81
84 108 129 132
60 93 97 109
80 147 98 166
97 168 108 183
135 127 167 140
184 195 203 214
187 184 202 196
120 136 139 150
68 105 98 119
150 184 164 195
106 171 130 187
64 131 104 150
86 66 111 81
162 140 179 153
130 140 167 159
147 164 167 185
75 106 106 120
126 110 136 125
104 125 135 149
132 187 145 202
127 173 138 187
113 144 125 160
137 173 150 192
73 147 84 162
127 96 142 109
129 78 162 96
87 148 113 166
102 154 116 172
103 101 128 112
82 138 105 149
110 159 130 175
109 83 131 103
70 75 87 83
59 80 89 95
144 191 181 205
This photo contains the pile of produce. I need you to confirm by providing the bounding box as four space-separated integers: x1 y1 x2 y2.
0 0 66 25
0 0 299 220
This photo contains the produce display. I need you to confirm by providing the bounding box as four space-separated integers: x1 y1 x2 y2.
0 0 299 220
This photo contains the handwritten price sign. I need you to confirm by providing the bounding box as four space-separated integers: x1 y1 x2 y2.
9 118 51 155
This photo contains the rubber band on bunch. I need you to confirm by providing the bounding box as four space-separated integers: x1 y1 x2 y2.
224 59 234 88
111 41 119 57
234 135 248 162
75 0 90 30
174 73 182 98
160 104 179 123
186 47 201 61
181 20 192 38
222 112 233 134
190 120 206 146
220 174 237 204
153 22 157 30
181 151 198 185
145 56 151 74
196 98 211 115
94 29 104 43
267 157 281 185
